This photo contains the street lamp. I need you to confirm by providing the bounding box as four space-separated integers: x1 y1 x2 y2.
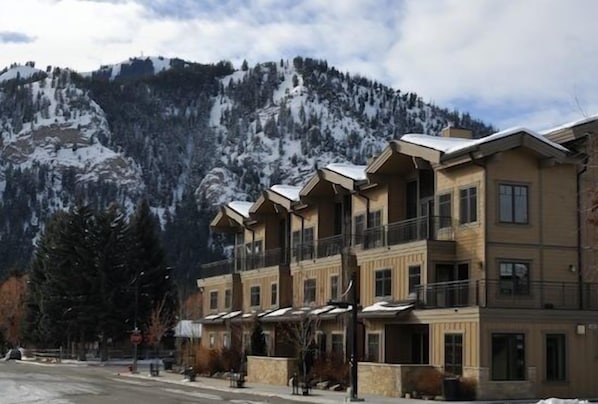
327 271 363 402
131 271 144 373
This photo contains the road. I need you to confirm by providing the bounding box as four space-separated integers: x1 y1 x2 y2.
0 361 292 404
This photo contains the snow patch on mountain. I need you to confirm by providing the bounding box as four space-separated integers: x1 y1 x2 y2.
0 65 44 83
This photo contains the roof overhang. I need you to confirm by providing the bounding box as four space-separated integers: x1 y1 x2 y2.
543 118 598 145
210 207 244 233
300 168 366 198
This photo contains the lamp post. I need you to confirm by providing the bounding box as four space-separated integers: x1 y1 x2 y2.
130 271 144 373
328 271 362 401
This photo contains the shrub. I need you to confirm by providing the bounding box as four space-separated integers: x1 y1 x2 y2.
407 367 443 397
309 352 349 386
193 345 243 376
459 376 477 400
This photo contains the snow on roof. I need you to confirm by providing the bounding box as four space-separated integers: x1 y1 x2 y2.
361 301 413 312
228 201 253 218
174 320 202 338
309 305 334 316
203 313 225 320
270 184 301 201
263 307 293 317
540 114 598 134
326 163 367 180
221 310 243 319
0 65 44 83
401 126 568 155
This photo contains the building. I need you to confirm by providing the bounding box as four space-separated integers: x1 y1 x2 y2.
197 122 598 400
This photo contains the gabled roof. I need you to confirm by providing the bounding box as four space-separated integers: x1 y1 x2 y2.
210 201 253 232
368 127 570 174
541 114 598 144
250 184 301 214
300 163 367 197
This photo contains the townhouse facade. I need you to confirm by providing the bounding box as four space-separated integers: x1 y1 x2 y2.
197 121 598 400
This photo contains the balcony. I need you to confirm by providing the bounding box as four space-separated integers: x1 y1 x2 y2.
358 216 454 250
416 279 598 310
200 216 454 279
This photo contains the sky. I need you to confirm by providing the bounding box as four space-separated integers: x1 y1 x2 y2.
0 0 596 131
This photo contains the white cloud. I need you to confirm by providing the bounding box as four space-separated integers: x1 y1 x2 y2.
0 0 597 130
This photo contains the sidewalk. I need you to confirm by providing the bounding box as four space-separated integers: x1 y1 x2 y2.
119 362 537 404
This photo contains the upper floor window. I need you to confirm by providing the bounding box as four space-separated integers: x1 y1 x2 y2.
438 193 452 228
354 214 365 244
330 275 339 301
408 265 421 294
368 210 383 247
375 268 392 298
209 291 218 310
291 230 301 258
271 283 278 306
459 187 477 224
304 278 316 303
224 289 232 309
499 261 530 295
331 333 344 356
499 184 528 224
250 286 261 307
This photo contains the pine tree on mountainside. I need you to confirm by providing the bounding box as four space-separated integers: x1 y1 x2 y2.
129 199 177 330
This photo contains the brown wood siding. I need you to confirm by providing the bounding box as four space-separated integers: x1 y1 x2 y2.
480 315 598 399
291 259 342 307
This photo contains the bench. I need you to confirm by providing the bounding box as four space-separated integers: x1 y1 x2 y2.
229 372 246 388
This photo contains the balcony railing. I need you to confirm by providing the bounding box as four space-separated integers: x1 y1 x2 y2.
416 279 598 310
200 216 454 278
357 216 454 250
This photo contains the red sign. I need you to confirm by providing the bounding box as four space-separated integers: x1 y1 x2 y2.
130 331 142 345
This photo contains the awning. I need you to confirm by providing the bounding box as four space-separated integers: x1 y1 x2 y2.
359 301 414 319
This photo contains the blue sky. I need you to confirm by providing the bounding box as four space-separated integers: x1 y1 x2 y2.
1 0 597 131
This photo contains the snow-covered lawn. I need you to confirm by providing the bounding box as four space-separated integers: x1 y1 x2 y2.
536 399 589 404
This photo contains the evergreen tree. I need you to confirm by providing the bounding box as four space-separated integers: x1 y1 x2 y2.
250 320 267 356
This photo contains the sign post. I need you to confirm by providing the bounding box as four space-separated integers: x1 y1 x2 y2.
131 329 141 373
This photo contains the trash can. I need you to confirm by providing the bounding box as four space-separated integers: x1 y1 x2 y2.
185 367 195 382
443 377 460 401
149 363 160 377
163 358 174 371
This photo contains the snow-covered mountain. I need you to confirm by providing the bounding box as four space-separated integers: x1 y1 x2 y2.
0 56 494 280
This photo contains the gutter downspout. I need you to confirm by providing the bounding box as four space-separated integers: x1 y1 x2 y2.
577 154 588 309
468 151 487 307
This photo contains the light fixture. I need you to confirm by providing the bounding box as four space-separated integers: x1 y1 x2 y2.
569 265 577 273
577 324 586 335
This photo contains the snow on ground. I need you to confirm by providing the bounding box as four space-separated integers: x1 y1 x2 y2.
536 399 589 404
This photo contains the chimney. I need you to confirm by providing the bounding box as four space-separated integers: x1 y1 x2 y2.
441 122 473 139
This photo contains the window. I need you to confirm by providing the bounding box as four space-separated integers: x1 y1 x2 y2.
367 333 381 362
354 214 365 244
438 193 452 228
291 230 301 258
331 333 344 356
317 332 327 356
209 291 218 310
499 261 530 295
223 332 230 349
459 187 477 224
368 210 383 247
444 333 463 376
304 279 316 303
499 184 528 224
375 269 392 298
492 333 526 381
271 283 278 306
263 332 271 356
330 275 339 301
408 265 421 294
209 333 216 349
303 227 314 259
224 289 231 309
250 286 260 307
546 334 566 381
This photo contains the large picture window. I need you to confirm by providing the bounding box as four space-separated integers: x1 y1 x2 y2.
444 333 463 376
499 184 528 224
492 333 526 381
459 187 477 224
375 269 392 298
546 334 566 381
499 261 530 295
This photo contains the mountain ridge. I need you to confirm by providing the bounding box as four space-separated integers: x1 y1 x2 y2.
0 56 495 282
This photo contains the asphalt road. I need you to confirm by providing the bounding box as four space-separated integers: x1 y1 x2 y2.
0 361 292 404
